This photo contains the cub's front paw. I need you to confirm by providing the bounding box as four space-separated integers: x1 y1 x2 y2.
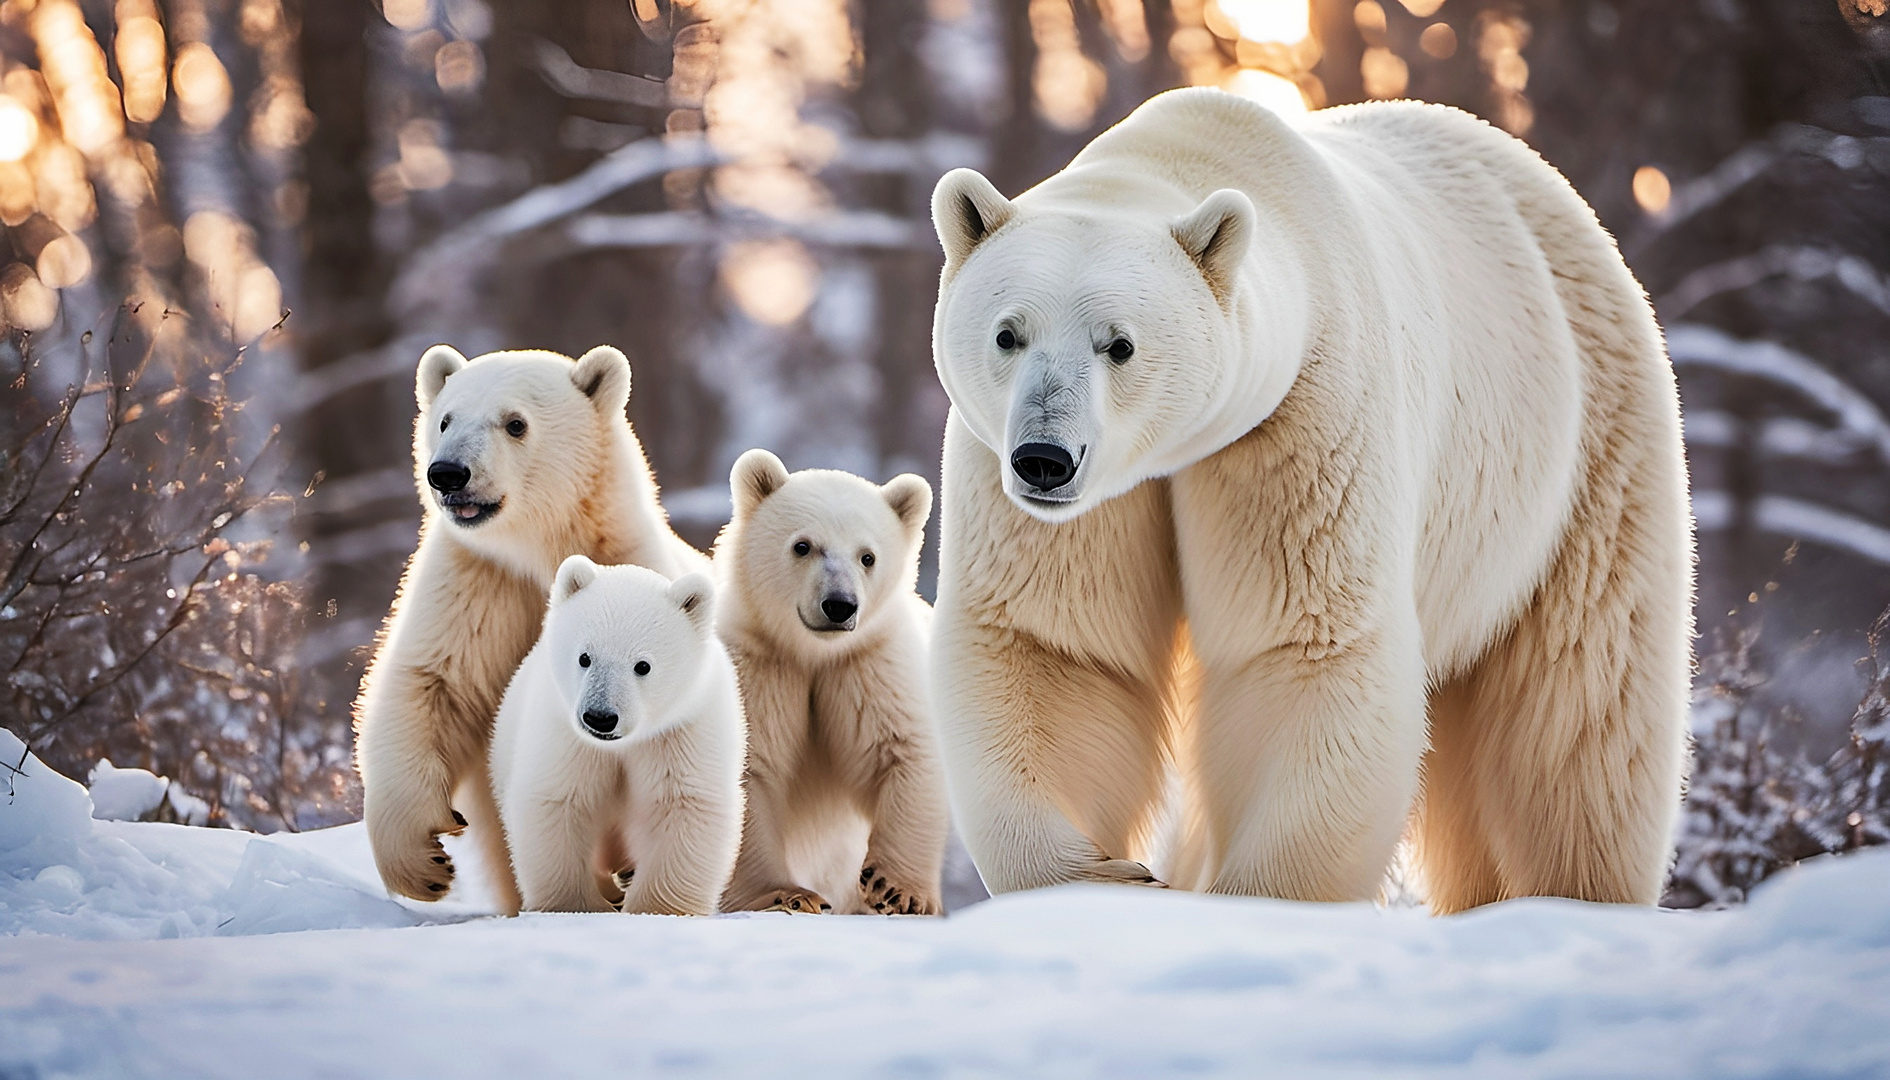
1074 858 1166 887
859 865 939 915
762 887 831 914
372 809 466 901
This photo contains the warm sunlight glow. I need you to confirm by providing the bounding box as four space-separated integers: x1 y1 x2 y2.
174 42 233 131
114 7 168 124
1030 0 1106 131
720 238 818 327
0 96 39 161
33 0 126 155
1224 68 1307 116
1216 0 1310 45
1633 165 1672 215
1361 46 1409 98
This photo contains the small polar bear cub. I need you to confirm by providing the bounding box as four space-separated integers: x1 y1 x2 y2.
715 450 949 915
490 556 745 915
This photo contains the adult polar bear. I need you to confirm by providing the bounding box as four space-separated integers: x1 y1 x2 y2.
928 88 1691 912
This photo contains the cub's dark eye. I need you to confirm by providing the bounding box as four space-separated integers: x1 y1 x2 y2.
505 418 527 438
792 540 811 557
439 416 449 432
633 660 651 677
578 653 591 668
1106 338 1134 363
995 328 1017 351
860 551 875 568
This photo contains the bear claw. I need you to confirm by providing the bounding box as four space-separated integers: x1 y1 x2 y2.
858 864 937 916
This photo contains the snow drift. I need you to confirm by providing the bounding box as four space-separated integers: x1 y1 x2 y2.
4 728 1888 1078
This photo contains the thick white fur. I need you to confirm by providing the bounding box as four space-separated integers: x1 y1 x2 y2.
714 450 948 915
929 88 1692 911
490 558 744 915
353 345 706 908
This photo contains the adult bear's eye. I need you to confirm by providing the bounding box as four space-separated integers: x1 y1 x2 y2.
633 660 651 677
505 417 527 438
578 653 591 668
439 416 450 432
1107 338 1134 363
995 328 1017 351
793 540 811 557
860 551 875 568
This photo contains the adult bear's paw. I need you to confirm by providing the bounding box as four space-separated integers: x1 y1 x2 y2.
370 806 464 901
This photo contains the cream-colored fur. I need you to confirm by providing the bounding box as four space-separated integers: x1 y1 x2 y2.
928 88 1692 911
714 450 948 915
489 558 744 915
353 344 706 908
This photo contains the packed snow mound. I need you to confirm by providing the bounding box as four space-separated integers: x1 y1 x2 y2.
0 729 495 939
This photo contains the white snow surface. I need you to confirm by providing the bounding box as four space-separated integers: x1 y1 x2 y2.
5 730 1889 1078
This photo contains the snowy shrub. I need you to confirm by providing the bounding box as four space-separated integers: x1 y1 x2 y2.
1 314 354 832
1666 610 1890 907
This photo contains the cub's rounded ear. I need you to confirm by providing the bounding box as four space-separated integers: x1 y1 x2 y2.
552 555 599 604
572 346 631 414
881 473 933 535
417 344 467 409
932 168 1014 267
729 448 790 520
1170 188 1255 304
667 572 714 629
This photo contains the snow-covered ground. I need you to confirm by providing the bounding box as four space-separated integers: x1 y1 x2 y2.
5 729 1888 1079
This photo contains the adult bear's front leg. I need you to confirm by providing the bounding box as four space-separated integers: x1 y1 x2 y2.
357 663 473 901
931 612 1173 894
1190 621 1428 900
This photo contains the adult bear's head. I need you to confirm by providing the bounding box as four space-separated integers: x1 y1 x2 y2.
929 162 1306 523
413 343 632 560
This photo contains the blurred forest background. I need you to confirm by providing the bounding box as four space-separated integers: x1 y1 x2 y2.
2 0 1887 905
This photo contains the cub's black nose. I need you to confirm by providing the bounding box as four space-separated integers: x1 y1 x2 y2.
581 709 619 737
427 461 471 493
821 596 858 625
1010 443 1077 491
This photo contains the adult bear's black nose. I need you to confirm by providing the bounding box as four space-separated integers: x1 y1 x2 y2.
427 461 471 493
581 709 619 738
1011 442 1077 491
821 596 858 625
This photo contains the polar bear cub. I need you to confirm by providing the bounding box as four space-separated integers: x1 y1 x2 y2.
490 557 745 915
714 450 948 915
353 344 705 911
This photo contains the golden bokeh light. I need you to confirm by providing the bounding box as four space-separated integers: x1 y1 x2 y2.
1396 0 1445 16
33 0 126 155
0 96 39 161
1361 46 1409 98
1224 68 1307 116
435 40 484 94
1097 0 1152 61
1031 0 1106 132
114 6 168 124
720 238 819 327
1419 22 1457 58
0 161 37 225
35 232 91 288
2 262 59 332
1354 0 1387 45
382 0 431 32
1216 0 1311 45
1633 165 1672 215
174 42 233 131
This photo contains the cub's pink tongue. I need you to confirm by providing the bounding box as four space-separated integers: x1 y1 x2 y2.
454 504 480 519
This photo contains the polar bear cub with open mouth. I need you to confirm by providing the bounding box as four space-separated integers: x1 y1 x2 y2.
490 557 745 915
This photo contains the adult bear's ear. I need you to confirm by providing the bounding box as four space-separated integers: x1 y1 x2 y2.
932 168 1014 266
552 555 599 604
667 572 714 630
729 449 790 519
572 345 631 414
881 473 933 536
1171 189 1255 304
417 344 467 409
